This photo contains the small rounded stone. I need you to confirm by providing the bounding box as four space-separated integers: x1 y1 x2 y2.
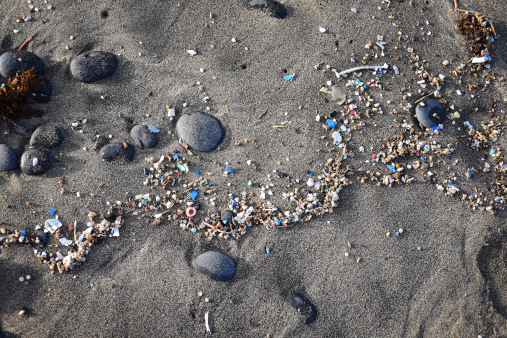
246 0 287 19
221 210 234 224
192 251 236 282
415 99 446 129
0 51 45 78
20 149 52 175
289 292 317 325
130 124 157 149
0 144 18 171
176 112 225 152
99 143 135 162
29 124 63 148
70 51 118 83
36 230 48 247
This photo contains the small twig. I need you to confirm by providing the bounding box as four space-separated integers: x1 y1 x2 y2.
414 92 434 104
254 111 267 125
454 0 497 37
17 37 33 51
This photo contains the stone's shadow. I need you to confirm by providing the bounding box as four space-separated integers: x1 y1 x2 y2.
477 230 507 318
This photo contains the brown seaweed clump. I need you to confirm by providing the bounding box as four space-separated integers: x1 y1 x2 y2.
0 68 47 134
457 11 495 58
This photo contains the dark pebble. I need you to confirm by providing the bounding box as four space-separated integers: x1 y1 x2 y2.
36 230 48 247
32 79 52 102
289 292 317 325
29 124 63 148
20 149 52 175
175 112 225 152
130 124 157 149
192 251 236 282
70 51 118 83
221 210 234 225
246 0 287 19
99 143 135 162
0 51 45 78
415 99 445 129
0 144 18 171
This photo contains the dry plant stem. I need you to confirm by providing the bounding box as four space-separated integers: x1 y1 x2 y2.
17 37 33 51
414 92 434 104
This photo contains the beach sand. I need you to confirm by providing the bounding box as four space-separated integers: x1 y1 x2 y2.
1 0 507 336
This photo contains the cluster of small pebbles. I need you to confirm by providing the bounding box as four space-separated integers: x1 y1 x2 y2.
0 207 123 274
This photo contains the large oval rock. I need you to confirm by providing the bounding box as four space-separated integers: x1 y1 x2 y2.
99 143 135 162
193 251 236 282
0 144 18 171
30 124 63 148
415 99 445 129
176 113 225 152
130 124 157 149
289 292 317 325
0 51 45 77
20 149 52 175
246 0 287 19
70 51 118 83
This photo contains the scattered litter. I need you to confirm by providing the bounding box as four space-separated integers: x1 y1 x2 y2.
335 63 388 77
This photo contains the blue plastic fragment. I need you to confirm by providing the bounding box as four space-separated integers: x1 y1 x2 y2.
173 154 179 161
326 119 336 128
191 228 197 232
387 165 396 173
395 231 400 237
266 247 270 254
340 125 347 132
226 166 234 173
199 67 205 73
49 208 57 216
424 145 431 150
148 125 160 133
20 230 26 236
158 174 162 179
307 172 313 177
284 74 295 81
196 170 200 177
232 201 237 206
198 85 205 91
189 190 198 199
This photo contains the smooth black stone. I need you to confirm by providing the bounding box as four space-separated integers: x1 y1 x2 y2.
36 230 48 247
99 143 135 162
70 51 118 83
415 99 445 129
29 124 63 148
32 79 52 102
0 144 18 171
0 51 45 78
130 124 157 149
20 149 52 175
192 251 236 282
289 293 317 325
246 0 287 19
175 112 225 152
221 210 234 225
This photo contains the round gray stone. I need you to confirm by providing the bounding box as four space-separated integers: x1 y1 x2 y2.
70 51 118 83
415 99 445 129
289 292 317 325
0 51 45 78
0 144 18 171
20 149 52 175
176 112 225 152
99 143 135 162
246 0 287 19
130 124 157 149
221 210 235 225
29 124 63 148
192 251 236 282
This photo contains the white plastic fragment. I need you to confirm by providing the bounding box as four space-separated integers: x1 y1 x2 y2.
319 27 327 33
205 312 211 334
186 50 197 56
44 219 62 233
19 276 25 283
59 237 73 246
335 63 388 77
392 65 399 75
332 131 342 144
472 56 491 63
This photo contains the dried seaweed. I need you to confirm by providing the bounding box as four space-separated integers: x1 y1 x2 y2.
0 68 48 134
455 1 496 59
